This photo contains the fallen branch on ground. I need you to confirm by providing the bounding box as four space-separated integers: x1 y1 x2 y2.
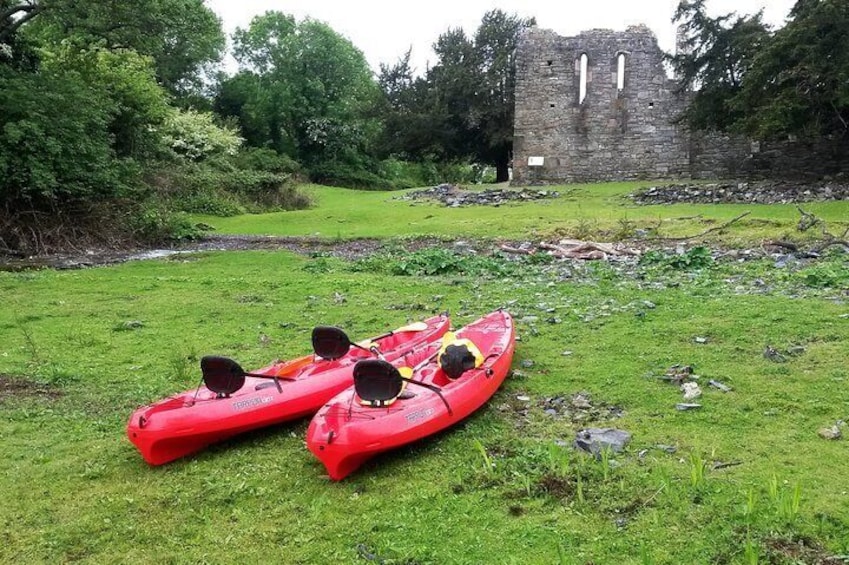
796 205 821 232
650 211 751 241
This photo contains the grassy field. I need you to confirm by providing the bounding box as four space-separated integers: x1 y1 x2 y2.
1 183 848 564
194 182 849 243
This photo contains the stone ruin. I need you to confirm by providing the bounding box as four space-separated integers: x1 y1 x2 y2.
511 25 849 185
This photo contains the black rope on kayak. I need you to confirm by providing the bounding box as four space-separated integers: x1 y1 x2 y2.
189 375 204 406
346 390 356 421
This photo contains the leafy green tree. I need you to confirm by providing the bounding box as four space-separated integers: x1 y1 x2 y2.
377 10 534 181
470 10 535 181
4 0 224 97
220 11 381 181
1 45 170 221
376 50 444 160
669 0 770 132
735 0 849 140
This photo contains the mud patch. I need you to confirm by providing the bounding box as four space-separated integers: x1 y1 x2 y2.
763 536 845 565
0 374 62 401
0 235 447 271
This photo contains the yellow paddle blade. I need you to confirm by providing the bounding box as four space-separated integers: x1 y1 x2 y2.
273 356 313 377
398 367 413 378
394 321 428 332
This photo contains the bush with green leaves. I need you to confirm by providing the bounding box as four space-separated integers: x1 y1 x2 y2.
129 202 203 243
234 147 302 175
149 161 311 217
640 246 714 270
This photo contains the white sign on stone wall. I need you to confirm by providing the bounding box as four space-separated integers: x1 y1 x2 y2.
528 156 545 167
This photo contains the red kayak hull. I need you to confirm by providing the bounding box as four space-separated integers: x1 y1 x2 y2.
127 315 450 465
307 310 514 480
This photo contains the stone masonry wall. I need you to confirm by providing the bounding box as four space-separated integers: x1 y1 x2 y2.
512 25 849 184
513 26 692 184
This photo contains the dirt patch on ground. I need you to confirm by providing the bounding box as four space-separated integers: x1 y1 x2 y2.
764 536 846 565
0 235 449 271
0 374 62 402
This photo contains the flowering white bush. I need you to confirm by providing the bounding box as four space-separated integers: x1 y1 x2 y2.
161 108 242 161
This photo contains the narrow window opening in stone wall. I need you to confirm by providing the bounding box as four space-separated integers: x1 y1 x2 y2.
648 102 654 108
547 60 553 66
550 103 555 108
616 54 626 90
579 53 588 104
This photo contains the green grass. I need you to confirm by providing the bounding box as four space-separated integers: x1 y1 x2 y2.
193 182 849 244
2 182 849 563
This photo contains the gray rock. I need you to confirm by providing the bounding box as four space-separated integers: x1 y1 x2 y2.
818 426 842 440
708 379 733 393
763 346 787 363
573 428 632 455
676 403 702 411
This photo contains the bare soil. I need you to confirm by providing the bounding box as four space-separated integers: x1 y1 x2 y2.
0 235 447 271
0 374 62 402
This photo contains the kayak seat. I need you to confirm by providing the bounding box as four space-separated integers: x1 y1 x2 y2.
354 360 409 408
437 333 484 380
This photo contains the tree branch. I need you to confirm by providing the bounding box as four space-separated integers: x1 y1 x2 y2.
0 3 37 23
649 211 751 242
0 4 42 43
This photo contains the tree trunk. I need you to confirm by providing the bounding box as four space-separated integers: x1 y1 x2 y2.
495 153 510 183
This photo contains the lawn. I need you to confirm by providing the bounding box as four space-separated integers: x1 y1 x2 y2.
1 183 848 564
194 182 849 244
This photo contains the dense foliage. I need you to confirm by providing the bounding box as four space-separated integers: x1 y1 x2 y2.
376 10 535 182
671 0 849 141
2 0 847 252
216 12 382 187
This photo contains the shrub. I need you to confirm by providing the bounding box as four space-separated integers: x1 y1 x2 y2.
148 162 311 216
129 202 203 243
234 147 302 175
160 108 243 161
640 246 714 270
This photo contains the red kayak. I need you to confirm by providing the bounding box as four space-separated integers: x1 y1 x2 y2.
307 310 514 480
127 314 450 465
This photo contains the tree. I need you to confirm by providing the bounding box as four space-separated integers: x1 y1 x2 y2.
470 10 535 181
376 10 534 181
376 50 444 160
221 12 381 180
4 0 224 97
669 0 770 132
0 1 41 46
735 0 849 140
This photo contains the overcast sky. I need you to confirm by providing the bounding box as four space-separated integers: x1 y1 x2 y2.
205 0 796 75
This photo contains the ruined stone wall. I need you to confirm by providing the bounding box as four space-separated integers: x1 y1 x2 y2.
513 26 695 184
512 24 849 184
512 25 849 184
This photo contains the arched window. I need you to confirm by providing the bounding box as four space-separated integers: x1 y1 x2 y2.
617 53 626 91
579 53 588 104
